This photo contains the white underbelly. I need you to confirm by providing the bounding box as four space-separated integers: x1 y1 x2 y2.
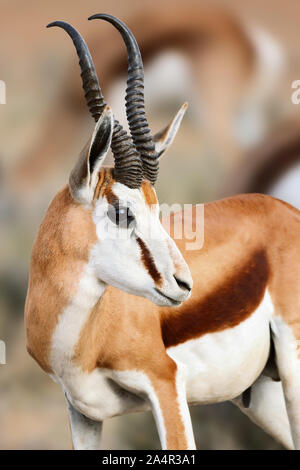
167 289 274 403
51 290 274 420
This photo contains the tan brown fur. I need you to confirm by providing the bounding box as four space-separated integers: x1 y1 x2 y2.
265 199 300 356
93 167 116 203
141 180 158 207
149 370 189 450
25 185 97 372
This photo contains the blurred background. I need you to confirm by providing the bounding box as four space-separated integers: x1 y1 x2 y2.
1 0 300 449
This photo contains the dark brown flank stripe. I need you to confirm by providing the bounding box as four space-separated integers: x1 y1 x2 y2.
161 250 270 348
136 237 162 286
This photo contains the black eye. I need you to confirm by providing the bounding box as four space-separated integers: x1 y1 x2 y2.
107 205 135 228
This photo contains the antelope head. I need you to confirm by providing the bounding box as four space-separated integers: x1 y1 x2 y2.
46 15 192 307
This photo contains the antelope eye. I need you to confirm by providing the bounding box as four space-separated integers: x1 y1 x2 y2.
107 205 135 228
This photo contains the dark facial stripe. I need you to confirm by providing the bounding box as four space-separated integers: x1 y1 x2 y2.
161 250 269 348
136 236 162 285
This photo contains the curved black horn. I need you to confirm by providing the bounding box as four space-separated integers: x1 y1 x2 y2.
89 14 159 184
47 21 142 188
47 21 106 122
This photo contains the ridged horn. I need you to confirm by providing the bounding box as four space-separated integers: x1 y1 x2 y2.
47 21 143 188
88 14 159 184
47 21 105 121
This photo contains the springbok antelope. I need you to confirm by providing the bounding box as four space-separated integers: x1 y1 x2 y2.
25 15 300 450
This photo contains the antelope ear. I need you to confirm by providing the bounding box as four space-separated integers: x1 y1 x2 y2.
69 106 114 203
153 102 188 158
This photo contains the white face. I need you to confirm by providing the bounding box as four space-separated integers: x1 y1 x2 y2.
90 181 192 307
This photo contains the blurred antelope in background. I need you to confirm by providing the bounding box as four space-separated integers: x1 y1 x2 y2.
14 4 284 198
221 115 300 210
25 15 300 450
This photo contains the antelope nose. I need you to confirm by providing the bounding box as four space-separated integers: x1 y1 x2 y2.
173 275 192 292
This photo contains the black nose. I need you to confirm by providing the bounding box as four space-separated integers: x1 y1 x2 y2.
174 276 191 292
